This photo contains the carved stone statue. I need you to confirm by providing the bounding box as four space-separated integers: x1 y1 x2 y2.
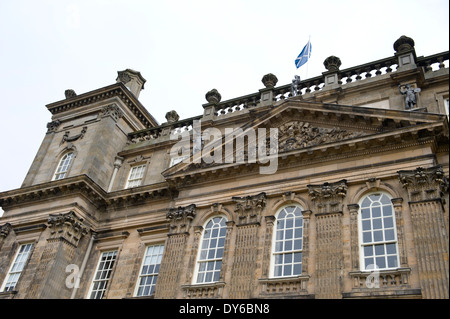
399 84 421 109
291 75 301 97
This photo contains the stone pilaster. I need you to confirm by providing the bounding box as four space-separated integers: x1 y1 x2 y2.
23 211 89 299
308 180 347 299
347 204 360 271
398 166 449 299
155 204 196 299
261 216 276 279
228 193 266 298
0 223 12 250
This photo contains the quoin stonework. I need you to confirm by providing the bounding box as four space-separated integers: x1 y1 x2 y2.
0 36 448 299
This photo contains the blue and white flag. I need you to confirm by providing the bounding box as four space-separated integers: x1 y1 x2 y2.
295 40 312 69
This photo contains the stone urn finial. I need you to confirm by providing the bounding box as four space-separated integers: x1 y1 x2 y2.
393 35 415 53
165 110 180 123
65 89 77 99
261 73 278 88
323 56 342 72
205 89 221 104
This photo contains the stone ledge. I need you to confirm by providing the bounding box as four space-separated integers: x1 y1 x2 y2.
181 281 225 299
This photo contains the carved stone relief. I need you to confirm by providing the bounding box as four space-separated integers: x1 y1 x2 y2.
278 121 365 153
47 211 89 247
60 126 87 145
308 179 348 214
398 165 448 202
101 103 124 122
232 192 267 225
166 204 196 234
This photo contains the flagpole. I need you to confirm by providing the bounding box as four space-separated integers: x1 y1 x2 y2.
305 35 311 80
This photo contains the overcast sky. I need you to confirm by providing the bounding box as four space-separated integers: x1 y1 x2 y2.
0 0 448 212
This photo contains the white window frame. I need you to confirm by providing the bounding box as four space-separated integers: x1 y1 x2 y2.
53 152 75 180
358 192 400 271
125 164 146 188
134 244 164 297
1 242 34 292
270 205 304 278
87 250 118 299
193 215 227 284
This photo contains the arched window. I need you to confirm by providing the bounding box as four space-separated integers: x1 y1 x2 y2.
194 216 227 284
359 192 399 271
271 205 304 278
53 152 74 180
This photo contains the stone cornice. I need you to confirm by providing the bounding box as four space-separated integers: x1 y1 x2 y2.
163 119 446 189
0 175 173 211
45 82 158 128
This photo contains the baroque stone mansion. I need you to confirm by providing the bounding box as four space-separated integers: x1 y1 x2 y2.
0 35 448 299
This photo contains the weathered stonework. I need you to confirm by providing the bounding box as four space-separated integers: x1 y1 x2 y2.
0 36 448 300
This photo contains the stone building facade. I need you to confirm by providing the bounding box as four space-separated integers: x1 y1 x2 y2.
0 36 448 299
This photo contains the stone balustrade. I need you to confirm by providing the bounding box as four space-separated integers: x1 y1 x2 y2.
348 267 412 290
126 39 448 148
213 93 260 117
258 275 310 296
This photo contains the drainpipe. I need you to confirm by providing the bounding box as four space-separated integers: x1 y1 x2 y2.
71 231 97 299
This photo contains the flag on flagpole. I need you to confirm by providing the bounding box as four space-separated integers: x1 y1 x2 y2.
295 40 312 69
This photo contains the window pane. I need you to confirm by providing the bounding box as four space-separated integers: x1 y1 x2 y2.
364 245 373 257
372 206 381 217
375 256 386 269
382 205 392 216
385 229 395 241
361 208 370 219
384 217 394 228
373 231 383 242
372 218 382 230
374 244 384 256
387 256 398 268
386 243 397 255
363 232 371 243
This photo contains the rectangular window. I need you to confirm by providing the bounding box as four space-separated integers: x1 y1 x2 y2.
135 244 164 297
126 164 146 188
1 243 34 292
88 250 118 299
